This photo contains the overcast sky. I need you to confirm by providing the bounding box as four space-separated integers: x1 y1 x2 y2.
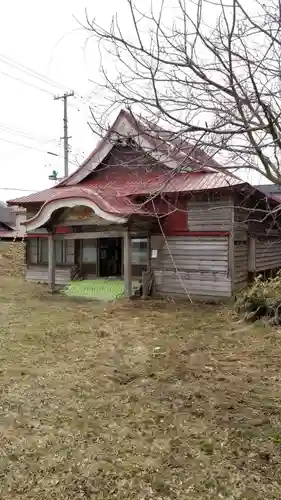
0 0 123 202
0 0 267 203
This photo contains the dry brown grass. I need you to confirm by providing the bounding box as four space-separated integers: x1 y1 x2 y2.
1 244 281 499
0 240 24 277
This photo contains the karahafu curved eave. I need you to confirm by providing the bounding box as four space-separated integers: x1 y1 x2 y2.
22 197 128 232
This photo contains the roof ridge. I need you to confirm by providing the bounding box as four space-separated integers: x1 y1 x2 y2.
57 108 237 188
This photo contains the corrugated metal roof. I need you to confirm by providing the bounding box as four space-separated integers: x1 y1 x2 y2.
136 113 221 171
8 188 56 205
8 171 244 208
117 171 243 194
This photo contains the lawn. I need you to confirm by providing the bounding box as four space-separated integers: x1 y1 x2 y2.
1 247 281 498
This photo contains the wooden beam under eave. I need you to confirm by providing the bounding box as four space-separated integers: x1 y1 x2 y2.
62 230 149 240
123 230 132 298
63 230 126 240
48 233 55 292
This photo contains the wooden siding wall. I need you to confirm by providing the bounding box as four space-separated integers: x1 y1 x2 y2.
234 201 281 275
252 208 281 271
150 195 233 298
25 266 71 285
188 195 232 231
255 239 281 272
151 236 231 298
233 208 249 290
247 210 280 237
233 242 248 290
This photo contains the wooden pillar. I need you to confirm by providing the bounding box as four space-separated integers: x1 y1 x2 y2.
147 234 151 271
142 235 152 299
48 233 55 292
123 230 132 298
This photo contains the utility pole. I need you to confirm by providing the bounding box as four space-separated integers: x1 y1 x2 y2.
54 91 74 178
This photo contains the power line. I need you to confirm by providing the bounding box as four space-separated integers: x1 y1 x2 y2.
0 135 78 165
0 67 92 119
0 53 68 92
0 122 59 146
0 52 92 107
0 52 95 109
0 69 55 96
0 187 39 192
0 121 85 158
0 136 51 152
0 53 94 167
0 57 95 127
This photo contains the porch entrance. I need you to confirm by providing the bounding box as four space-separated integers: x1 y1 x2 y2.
45 231 150 298
99 237 122 277
79 236 123 279
78 235 148 280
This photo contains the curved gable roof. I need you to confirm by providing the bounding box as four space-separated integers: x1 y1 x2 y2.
57 109 221 187
8 109 245 208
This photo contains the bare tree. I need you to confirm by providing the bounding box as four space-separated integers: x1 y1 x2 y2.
83 0 281 184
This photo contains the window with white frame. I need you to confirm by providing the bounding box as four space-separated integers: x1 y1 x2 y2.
28 239 39 264
28 238 74 265
131 238 148 265
55 239 65 264
39 239 48 264
81 239 97 263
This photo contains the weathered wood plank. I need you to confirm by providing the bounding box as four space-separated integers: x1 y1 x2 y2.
255 239 281 271
153 263 228 272
26 266 71 285
154 270 231 297
159 248 228 256
233 239 248 289
188 197 233 232
151 235 231 298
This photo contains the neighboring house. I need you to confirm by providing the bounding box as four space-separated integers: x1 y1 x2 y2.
7 109 281 299
254 184 281 199
0 203 26 239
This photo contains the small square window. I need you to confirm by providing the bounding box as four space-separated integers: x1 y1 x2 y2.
131 238 148 265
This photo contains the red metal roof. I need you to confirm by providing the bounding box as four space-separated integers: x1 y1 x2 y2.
21 186 155 218
8 170 244 208
8 108 247 214
134 113 221 172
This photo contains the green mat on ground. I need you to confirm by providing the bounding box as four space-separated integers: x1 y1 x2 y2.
62 279 140 301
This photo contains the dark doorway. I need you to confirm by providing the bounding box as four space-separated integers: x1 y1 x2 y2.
99 237 122 277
